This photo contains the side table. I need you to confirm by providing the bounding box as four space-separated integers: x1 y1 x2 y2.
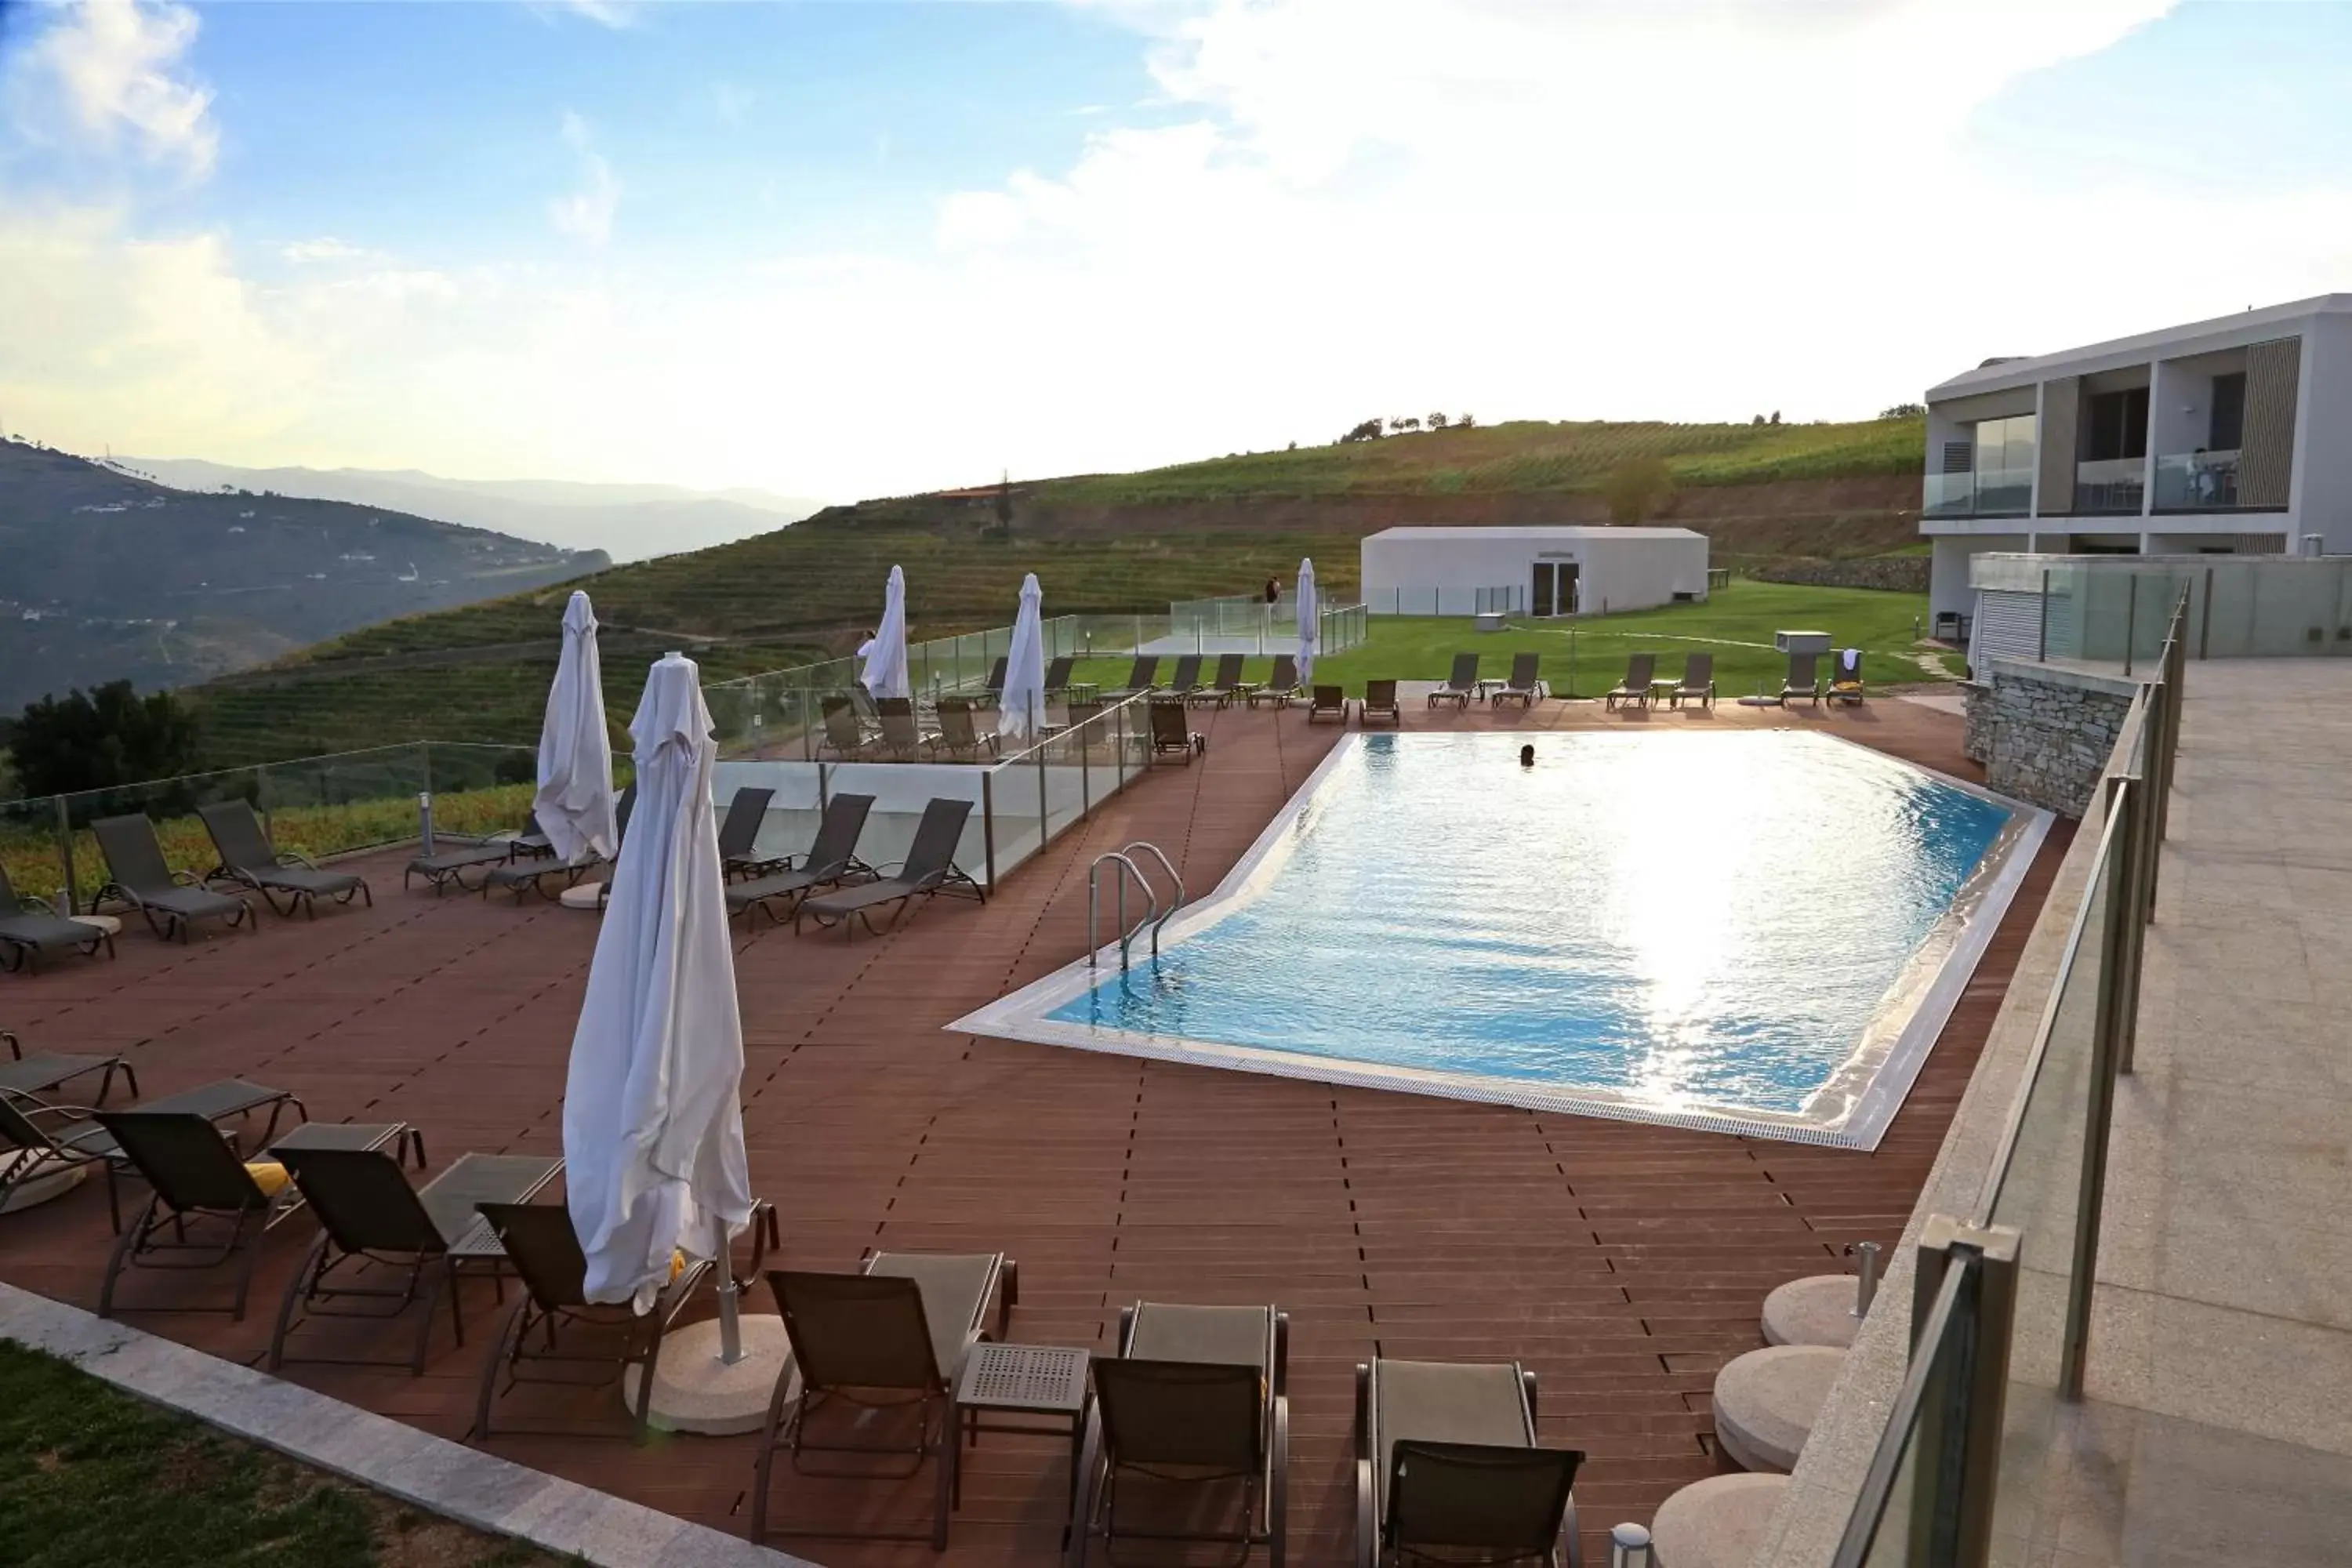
950 1342 1091 1535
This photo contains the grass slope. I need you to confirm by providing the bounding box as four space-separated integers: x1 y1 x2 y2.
0 1341 565 1567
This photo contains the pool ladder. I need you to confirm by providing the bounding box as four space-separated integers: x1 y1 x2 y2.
1088 841 1184 970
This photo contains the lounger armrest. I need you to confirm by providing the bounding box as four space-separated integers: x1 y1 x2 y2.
1273 1310 1290 1396
276 849 325 871
2 1029 17 1061
170 869 209 890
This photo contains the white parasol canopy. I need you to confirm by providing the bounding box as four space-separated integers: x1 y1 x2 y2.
998 572 1047 742
564 652 753 1312
1295 557 1319 687
534 590 617 863
861 564 911 700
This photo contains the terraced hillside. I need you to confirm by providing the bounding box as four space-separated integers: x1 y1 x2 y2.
178 415 1927 768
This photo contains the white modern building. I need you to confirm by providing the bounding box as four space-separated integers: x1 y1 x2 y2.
1359 525 1710 617
1922 294 2352 630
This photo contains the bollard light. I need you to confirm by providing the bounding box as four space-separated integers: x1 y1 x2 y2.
1610 1521 1654 1567
417 792 435 855
1851 1240 1883 1317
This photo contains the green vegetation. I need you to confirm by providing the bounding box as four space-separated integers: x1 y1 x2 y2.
0 1341 564 1567
11 682 201 798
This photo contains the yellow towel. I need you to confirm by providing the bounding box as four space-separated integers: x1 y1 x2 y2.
244 1160 292 1197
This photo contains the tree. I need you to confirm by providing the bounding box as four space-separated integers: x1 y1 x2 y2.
1769 410 1781 425
1427 412 1449 430
993 470 1013 534
1599 456 1675 526
1879 401 1926 419
1457 413 1475 429
1389 416 1420 434
1751 414 1765 425
10 681 202 798
1339 419 1385 443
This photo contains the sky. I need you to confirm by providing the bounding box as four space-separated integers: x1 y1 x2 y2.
2 0 2350 503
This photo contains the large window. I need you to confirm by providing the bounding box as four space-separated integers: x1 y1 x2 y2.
2210 372 2245 450
1973 413 2035 514
2082 388 2149 461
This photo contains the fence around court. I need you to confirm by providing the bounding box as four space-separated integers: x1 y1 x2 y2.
1828 591 2187 1567
1165 595 1370 656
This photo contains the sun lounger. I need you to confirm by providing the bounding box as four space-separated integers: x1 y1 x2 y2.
0 863 113 971
1490 652 1546 710
1042 655 1076 699
1 1029 135 1105
470 1200 772 1443
198 800 372 919
1780 650 1823 707
1247 655 1302 709
1160 654 1204 700
1429 652 1480 710
268 1145 564 1374
1362 679 1403 726
1673 652 1717 710
1354 1357 1583 1568
0 1076 302 1233
1191 653 1247 708
1605 652 1658 712
818 695 877 758
751 1248 1016 1548
405 815 533 895
1105 655 1160 701
1308 684 1348 724
973 655 1007 709
1828 649 1867 706
91 814 252 942
484 785 635 901
931 699 999 761
1149 699 1201 764
795 797 984 938
94 1111 304 1321
728 793 877 925
717 786 779 879
1071 1301 1289 1568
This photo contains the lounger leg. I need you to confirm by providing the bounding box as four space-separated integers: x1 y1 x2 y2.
472 1297 532 1442
1354 1366 1377 1568
1269 1393 1290 1568
269 1233 332 1370
933 1395 955 1549
1065 1408 1105 1568
747 1360 802 1542
227 1211 262 1322
97 1197 158 1318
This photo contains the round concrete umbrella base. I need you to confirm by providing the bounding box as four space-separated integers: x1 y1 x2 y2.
1711 1345 1843 1473
557 882 608 912
71 915 122 936
1651 1473 1790 1566
1762 1275 1865 1348
623 1314 791 1436
0 1153 86 1214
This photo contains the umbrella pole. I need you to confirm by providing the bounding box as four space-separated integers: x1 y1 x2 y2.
714 1214 744 1364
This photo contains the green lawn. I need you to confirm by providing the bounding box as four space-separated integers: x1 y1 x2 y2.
1066 580 1954 699
0 1342 566 1567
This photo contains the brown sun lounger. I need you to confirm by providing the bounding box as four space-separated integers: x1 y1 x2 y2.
199 800 372 919
818 696 876 758
92 814 252 942
1362 679 1403 726
718 786 779 878
1247 654 1301 708
1 1029 136 1105
1490 652 1546 710
933 699 999 760
1780 650 1823 706
94 1110 304 1321
484 785 634 901
795 797 983 938
0 863 114 971
405 817 532 895
729 793 877 925
1673 652 1717 709
0 1076 303 1234
1149 699 1201 764
1605 652 1657 711
1191 653 1247 708
1355 1357 1582 1568
751 1248 1015 1548
1105 655 1160 701
1828 649 1867 706
1160 653 1204 699
1308 684 1348 724
1428 652 1480 710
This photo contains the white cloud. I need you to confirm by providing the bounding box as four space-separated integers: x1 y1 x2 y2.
279 237 365 263
541 0 636 28
21 0 218 176
548 111 620 245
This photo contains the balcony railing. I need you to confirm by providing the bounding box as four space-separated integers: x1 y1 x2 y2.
2152 448 2242 511
1922 466 2033 519
2072 457 2145 516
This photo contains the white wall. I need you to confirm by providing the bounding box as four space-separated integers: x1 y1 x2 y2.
1360 531 1707 616
2300 313 2352 553
1930 534 2028 619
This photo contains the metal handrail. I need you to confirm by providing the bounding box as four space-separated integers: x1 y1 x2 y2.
1120 840 1185 960
1087 851 1158 970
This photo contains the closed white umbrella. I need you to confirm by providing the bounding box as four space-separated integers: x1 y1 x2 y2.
535 590 616 863
1296 557 1319 688
564 652 753 1315
861 564 911 700
999 572 1047 743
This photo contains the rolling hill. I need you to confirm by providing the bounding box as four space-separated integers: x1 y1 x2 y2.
122 458 820 564
171 414 1929 767
0 439 606 712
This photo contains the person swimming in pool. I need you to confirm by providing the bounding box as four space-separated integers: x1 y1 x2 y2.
1520 743 1535 768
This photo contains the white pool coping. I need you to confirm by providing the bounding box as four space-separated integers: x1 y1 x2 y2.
949 731 2052 1150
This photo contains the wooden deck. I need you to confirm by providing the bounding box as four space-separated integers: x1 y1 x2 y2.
0 694 2068 1566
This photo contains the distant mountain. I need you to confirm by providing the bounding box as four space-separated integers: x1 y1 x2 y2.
122 458 821 564
0 440 606 710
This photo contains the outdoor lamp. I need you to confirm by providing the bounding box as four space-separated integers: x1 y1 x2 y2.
1610 1522 1654 1567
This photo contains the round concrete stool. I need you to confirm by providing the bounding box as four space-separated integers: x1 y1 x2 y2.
1762 1274 1865 1348
1651 1472 1790 1567
1711 1345 1842 1472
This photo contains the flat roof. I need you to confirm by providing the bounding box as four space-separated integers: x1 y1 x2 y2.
1363 525 1707 543
1927 292 2352 401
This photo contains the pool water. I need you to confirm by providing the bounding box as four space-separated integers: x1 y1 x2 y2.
962 730 2042 1147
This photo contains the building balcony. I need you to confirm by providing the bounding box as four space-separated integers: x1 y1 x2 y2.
2073 457 2145 516
2152 449 2246 512
1922 466 2032 519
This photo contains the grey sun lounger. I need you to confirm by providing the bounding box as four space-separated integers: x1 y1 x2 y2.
95 1110 303 1321
269 1145 564 1374
818 696 876 758
2 1076 303 1232
1247 655 1301 709
1191 653 1247 708
1673 652 1717 710
1429 652 1480 710
1041 655 1077 699
199 800 372 919
1828 650 1867 706
1071 1300 1289 1568
750 1247 1015 1548
1149 699 1201 764
875 698 935 761
405 817 532 895
972 655 1007 709
933 699 999 761
795 796 983 938
1491 652 1546 710
92 814 253 942
1 1029 136 1105
1362 679 1403 726
1605 652 1658 711
728 792 877 925
1355 1357 1583 1568
1308 684 1348 724
718 786 779 879
484 785 634 901
1780 650 1823 706
0 863 114 971
1105 655 1160 701
1160 654 1204 700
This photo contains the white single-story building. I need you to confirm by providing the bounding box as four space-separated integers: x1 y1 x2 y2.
1359 525 1711 617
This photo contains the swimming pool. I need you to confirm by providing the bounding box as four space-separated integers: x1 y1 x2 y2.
952 730 2049 1148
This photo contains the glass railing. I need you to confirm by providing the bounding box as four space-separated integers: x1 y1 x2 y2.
1365 586 1524 617
2152 448 2243 510
1922 468 2033 518
1923 470 1976 517
1164 597 1370 655
2072 457 2145 515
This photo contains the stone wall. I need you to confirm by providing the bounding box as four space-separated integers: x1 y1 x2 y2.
1964 657 2137 817
1746 555 1931 593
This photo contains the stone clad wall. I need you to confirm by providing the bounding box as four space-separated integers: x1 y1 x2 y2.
1962 658 2137 817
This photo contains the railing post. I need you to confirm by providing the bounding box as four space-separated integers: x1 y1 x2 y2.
2061 779 2135 1399
54 796 76 916
1908 1218 2022 1568
1080 717 1091 818
981 771 996 890
2122 574 2139 677
1037 734 1048 853
2038 568 2049 662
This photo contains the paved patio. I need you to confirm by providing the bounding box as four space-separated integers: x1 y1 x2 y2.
0 694 2064 1566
